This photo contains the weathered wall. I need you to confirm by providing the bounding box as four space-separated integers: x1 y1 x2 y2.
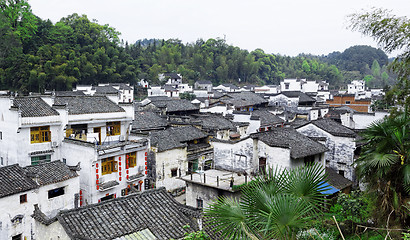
154 148 187 191
213 138 254 174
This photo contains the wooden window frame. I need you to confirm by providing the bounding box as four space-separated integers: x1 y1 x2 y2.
30 126 51 144
106 122 121 136
127 152 137 168
101 157 118 175
20 194 27 204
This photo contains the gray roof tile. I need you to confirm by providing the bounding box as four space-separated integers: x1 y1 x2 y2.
251 110 284 127
57 188 200 240
311 119 357 138
132 111 168 131
253 128 328 159
13 97 59 117
326 167 353 190
54 96 125 115
0 165 38 198
150 126 208 152
23 160 78 186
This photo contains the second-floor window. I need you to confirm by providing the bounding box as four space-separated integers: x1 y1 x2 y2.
106 122 121 136
102 157 118 175
127 152 137 168
30 126 51 143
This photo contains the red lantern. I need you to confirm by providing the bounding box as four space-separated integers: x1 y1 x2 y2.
96 163 99 168
96 174 99 179
96 179 99 184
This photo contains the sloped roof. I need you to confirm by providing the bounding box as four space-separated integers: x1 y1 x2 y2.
310 118 357 138
57 188 200 240
222 92 268 107
12 97 59 118
55 91 86 97
199 115 237 131
150 126 208 152
93 85 120 94
151 99 199 113
54 96 125 115
325 167 353 190
0 164 38 198
110 83 133 90
195 80 212 85
132 111 168 131
163 72 181 79
23 160 78 186
251 110 284 127
281 91 316 103
253 128 328 159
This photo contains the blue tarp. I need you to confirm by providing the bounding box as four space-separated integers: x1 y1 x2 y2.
319 181 340 195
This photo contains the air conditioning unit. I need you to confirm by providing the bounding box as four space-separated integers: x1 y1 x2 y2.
51 141 58 148
99 176 105 184
138 166 144 173
119 135 126 142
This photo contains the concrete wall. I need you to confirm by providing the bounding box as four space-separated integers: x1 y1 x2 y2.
35 220 71 240
353 111 388 129
256 141 291 170
213 138 254 174
296 124 356 181
154 148 187 191
185 182 240 210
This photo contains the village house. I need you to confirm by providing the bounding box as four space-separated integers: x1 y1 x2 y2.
182 169 249 209
0 161 79 240
149 126 213 192
194 80 213 92
231 109 284 135
140 97 200 116
131 111 168 137
0 96 63 167
213 83 240 92
295 118 358 182
326 94 372 113
34 188 209 240
74 83 134 103
268 91 316 108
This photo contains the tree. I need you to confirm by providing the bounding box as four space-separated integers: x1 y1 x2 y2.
349 8 410 110
204 164 329 240
355 114 410 223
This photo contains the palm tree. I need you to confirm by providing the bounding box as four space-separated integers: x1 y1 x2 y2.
204 164 329 240
355 112 410 222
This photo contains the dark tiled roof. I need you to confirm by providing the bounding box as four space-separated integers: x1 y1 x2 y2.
288 118 310 129
164 72 181 79
94 85 120 94
0 165 38 198
253 128 328 159
151 126 208 152
223 92 268 107
151 99 199 113
132 111 168 131
99 180 119 190
55 91 86 96
326 167 353 190
13 97 59 117
57 188 201 240
281 91 316 103
54 96 125 115
110 83 133 90
251 110 284 127
222 83 239 89
311 118 357 138
23 160 78 186
195 80 212 85
194 114 236 131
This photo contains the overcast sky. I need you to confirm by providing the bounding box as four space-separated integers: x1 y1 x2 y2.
29 0 409 57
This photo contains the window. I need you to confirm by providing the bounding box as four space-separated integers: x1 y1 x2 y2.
171 168 178 177
12 234 22 240
196 198 203 209
285 83 289 89
304 155 315 165
31 155 51 165
20 194 27 204
127 152 137 168
48 187 65 199
106 122 121 136
0 131 2 140
345 101 351 104
101 157 118 175
100 194 114 202
1 157 3 165
30 126 51 143
339 170 345 177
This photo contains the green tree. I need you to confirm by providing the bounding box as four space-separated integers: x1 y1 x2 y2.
355 114 410 224
371 59 381 77
205 164 328 240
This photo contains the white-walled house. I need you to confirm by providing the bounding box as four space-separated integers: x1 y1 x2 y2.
0 96 64 167
295 118 358 182
0 161 79 240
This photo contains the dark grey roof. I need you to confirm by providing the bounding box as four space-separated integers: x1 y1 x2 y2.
13 97 60 117
94 85 120 94
99 180 119 190
0 165 38 198
54 96 125 115
151 99 199 113
281 91 316 103
311 119 357 138
326 167 353 190
147 96 171 101
251 110 284 127
23 161 78 186
132 111 168 131
253 128 328 159
222 83 239 89
288 118 310 129
55 91 86 96
57 188 200 240
164 72 181 79
163 85 178 91
223 92 268 108
199 115 236 131
195 80 212 85
110 83 133 90
151 126 208 152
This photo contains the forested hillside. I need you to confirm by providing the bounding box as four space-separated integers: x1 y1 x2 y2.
0 0 395 94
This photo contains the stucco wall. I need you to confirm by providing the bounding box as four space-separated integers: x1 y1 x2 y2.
213 138 254 174
154 148 187 191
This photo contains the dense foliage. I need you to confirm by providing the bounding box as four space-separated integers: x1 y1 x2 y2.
0 0 395 94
